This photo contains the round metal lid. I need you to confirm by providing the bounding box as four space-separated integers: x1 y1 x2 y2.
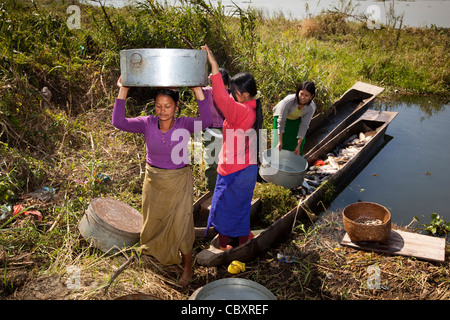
88 198 142 234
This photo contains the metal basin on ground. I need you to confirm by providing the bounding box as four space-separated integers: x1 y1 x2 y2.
78 198 142 252
189 278 276 300
120 48 207 87
259 149 308 189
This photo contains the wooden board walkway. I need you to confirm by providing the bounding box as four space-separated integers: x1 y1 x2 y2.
341 229 446 262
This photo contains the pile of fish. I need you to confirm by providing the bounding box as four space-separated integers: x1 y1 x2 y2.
355 218 383 225
295 130 377 200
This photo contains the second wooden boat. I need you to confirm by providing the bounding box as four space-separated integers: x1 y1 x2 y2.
195 109 398 267
193 81 384 240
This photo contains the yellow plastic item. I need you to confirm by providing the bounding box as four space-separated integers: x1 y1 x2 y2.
227 260 245 274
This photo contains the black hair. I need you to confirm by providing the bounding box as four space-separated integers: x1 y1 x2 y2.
230 72 263 161
154 88 179 103
229 72 262 129
230 72 257 101
295 81 316 105
218 67 230 87
154 88 180 115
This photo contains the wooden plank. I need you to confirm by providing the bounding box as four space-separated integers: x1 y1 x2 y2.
341 229 446 262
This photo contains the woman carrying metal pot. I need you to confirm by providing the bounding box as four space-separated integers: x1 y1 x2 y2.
112 76 212 286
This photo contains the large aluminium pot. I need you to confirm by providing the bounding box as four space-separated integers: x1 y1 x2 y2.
120 48 208 87
259 149 308 189
189 278 276 300
78 198 142 253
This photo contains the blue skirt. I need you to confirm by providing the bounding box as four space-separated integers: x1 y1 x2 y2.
206 165 257 238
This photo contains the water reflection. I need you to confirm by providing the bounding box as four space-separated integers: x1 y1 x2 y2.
328 95 449 230
376 95 449 119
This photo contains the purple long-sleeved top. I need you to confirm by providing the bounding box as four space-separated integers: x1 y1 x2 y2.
202 86 224 128
112 98 212 169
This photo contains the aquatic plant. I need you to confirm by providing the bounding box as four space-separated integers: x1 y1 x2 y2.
414 213 450 237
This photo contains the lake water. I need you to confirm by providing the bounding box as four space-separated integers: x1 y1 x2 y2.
93 0 450 28
328 96 450 228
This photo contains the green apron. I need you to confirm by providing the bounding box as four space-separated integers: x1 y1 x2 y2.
272 116 306 155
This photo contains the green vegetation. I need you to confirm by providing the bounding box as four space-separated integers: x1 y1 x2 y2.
0 0 448 300
253 183 297 226
414 213 450 237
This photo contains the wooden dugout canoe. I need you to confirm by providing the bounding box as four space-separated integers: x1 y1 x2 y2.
193 81 384 241
195 109 398 267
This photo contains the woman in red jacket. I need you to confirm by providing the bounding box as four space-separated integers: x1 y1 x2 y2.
202 45 263 250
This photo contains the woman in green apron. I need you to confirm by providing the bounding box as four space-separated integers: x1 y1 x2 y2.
272 81 316 155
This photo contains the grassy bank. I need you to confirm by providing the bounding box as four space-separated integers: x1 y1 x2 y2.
0 0 449 300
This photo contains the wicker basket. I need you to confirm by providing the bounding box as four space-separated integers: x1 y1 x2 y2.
343 202 391 243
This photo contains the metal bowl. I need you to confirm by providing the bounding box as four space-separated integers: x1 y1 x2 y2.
78 198 142 252
190 278 276 300
120 48 207 87
259 149 308 189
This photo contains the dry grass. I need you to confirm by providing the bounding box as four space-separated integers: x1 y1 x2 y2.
299 18 321 38
299 12 350 38
294 212 450 300
3 209 448 300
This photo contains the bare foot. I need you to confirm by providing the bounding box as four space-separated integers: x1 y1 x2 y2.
179 251 193 287
219 244 233 251
179 268 193 287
